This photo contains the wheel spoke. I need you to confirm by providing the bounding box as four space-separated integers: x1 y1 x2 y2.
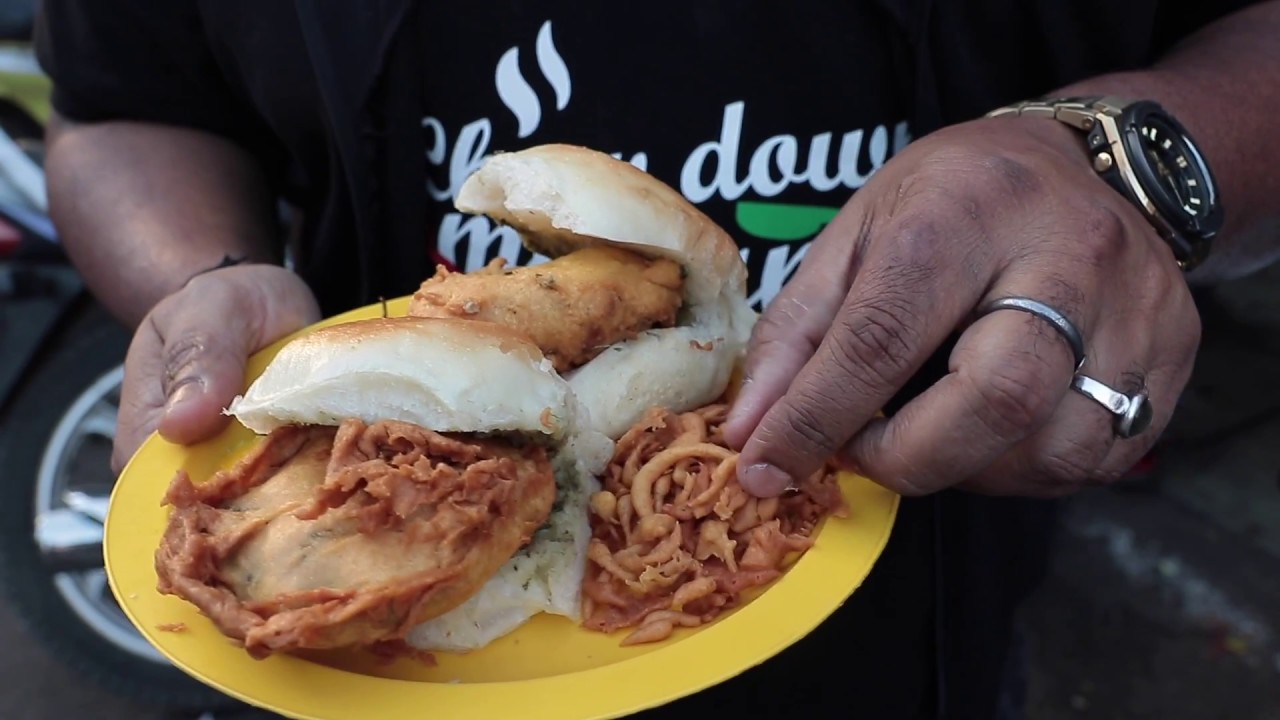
62 490 110 523
81 569 108 600
76 398 118 441
34 506 104 572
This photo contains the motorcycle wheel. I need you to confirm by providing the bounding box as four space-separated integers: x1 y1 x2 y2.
0 301 241 712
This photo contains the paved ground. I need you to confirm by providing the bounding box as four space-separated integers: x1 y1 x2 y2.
1023 490 1280 720
1023 263 1280 720
1 264 1278 719
0 598 156 720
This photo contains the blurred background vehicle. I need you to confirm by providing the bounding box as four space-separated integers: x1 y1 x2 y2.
0 4 240 714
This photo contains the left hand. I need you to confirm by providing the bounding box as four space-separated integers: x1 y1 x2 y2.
723 115 1202 498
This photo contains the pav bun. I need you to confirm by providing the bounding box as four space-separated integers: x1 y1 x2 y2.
455 144 757 439
226 316 577 440
213 315 612 655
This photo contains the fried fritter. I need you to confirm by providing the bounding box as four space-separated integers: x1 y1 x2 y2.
408 246 683 373
155 419 555 658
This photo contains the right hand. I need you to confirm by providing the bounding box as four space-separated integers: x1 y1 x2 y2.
112 264 321 474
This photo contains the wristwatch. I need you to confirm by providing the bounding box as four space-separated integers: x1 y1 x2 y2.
987 96 1223 271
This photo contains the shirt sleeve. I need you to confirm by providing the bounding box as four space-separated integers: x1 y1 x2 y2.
34 1 263 146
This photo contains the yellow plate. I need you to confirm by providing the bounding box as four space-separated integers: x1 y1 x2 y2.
105 297 900 720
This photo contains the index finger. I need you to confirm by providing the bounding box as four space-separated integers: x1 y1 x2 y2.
723 207 866 450
736 212 991 496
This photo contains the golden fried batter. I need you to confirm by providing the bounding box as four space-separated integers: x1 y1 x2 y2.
155 419 555 658
408 246 683 372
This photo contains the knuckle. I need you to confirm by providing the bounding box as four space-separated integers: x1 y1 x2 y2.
1075 203 1127 267
179 273 247 317
978 153 1045 200
923 145 1045 201
888 214 960 273
845 421 915 486
750 297 806 345
161 332 212 383
1036 440 1106 485
1092 466 1127 486
148 291 186 326
885 166 940 211
882 156 998 271
173 268 257 315
970 357 1059 437
831 297 921 387
887 167 958 217
769 398 841 463
790 402 837 451
896 179 982 232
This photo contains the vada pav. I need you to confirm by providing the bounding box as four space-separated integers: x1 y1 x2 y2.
155 317 612 658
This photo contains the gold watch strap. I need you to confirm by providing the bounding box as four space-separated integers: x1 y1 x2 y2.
985 96 1128 132
986 96 1200 270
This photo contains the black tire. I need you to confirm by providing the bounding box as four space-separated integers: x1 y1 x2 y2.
0 301 242 712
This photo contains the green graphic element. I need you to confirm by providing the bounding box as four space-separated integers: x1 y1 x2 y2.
735 201 840 242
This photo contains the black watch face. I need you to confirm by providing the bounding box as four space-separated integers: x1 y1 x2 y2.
1138 117 1213 218
1125 106 1223 242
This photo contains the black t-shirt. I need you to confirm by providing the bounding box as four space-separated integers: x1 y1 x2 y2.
36 0 1262 316
34 2 1263 717
414 4 908 311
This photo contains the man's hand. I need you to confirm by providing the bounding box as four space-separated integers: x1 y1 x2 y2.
112 265 320 473
724 116 1201 498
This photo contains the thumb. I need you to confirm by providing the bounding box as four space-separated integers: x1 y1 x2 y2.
154 265 320 446
154 331 250 446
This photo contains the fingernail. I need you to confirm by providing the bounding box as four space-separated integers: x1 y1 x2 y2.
165 376 204 411
740 463 793 497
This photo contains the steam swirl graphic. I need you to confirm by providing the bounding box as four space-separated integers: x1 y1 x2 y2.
495 20 572 139
536 21 571 112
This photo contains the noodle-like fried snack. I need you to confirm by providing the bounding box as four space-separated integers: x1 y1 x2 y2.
582 404 848 645
410 246 684 373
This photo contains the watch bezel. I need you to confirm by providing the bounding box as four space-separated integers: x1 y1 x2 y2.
1114 101 1224 258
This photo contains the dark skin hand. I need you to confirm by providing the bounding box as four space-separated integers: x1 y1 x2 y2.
114 265 319 473
727 117 1198 497
45 117 320 472
726 1 1280 498
45 4 1279 487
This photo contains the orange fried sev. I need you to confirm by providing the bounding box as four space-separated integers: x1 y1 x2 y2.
582 403 848 645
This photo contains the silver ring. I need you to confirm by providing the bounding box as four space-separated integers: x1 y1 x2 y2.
1071 374 1153 439
977 297 1086 371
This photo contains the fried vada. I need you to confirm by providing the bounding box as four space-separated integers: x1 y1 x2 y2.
156 317 612 658
412 144 758 441
154 144 799 660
